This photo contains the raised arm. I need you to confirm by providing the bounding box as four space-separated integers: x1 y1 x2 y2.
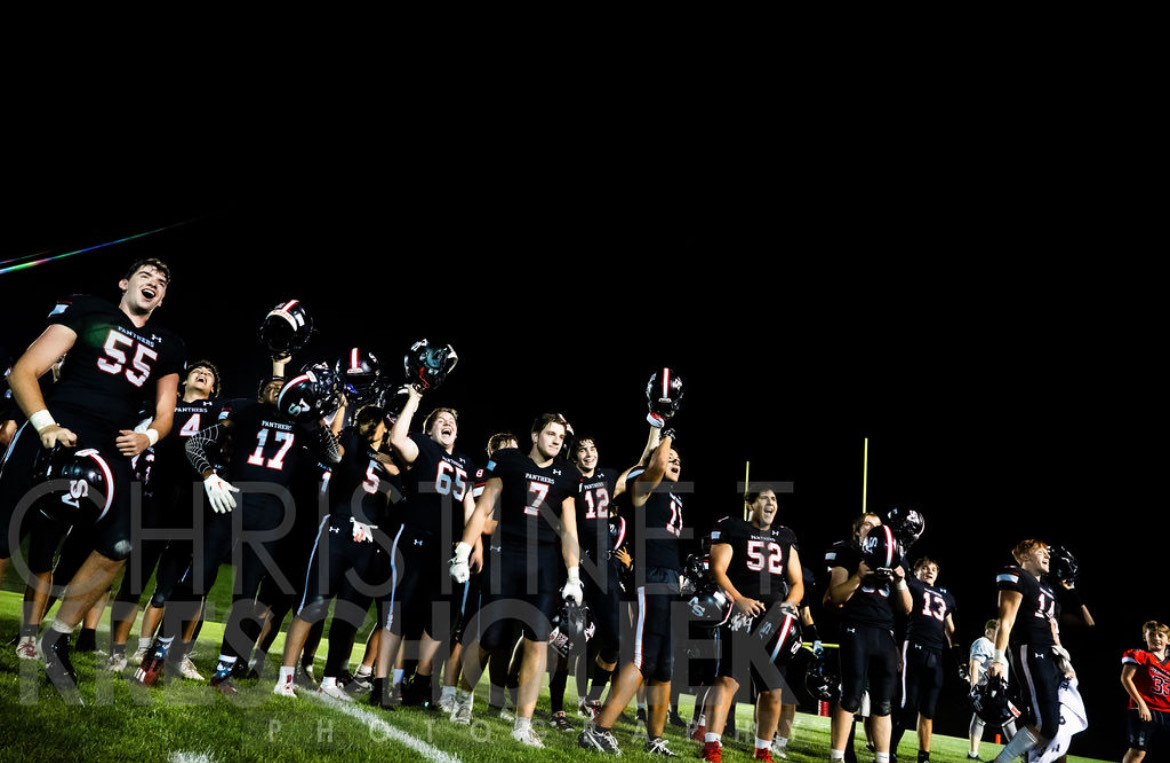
388 386 423 467
10 324 78 448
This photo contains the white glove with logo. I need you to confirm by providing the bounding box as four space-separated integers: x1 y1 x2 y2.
450 542 472 583
203 474 239 514
352 520 375 543
562 566 583 605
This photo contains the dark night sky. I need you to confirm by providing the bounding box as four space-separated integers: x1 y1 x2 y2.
1 192 1161 759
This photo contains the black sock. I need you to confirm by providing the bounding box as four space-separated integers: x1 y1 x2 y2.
588 666 613 702
75 628 97 652
918 752 930 763
550 668 568 714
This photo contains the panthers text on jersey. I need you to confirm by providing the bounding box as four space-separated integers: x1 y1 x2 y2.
905 577 956 651
488 447 580 546
996 565 1060 648
710 514 796 603
45 294 185 432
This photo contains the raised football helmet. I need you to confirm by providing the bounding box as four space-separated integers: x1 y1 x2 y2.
30 446 114 526
970 675 1022 726
886 506 925 552
257 300 313 358
680 553 711 597
859 523 902 573
334 348 381 405
277 363 341 423
404 339 458 391
687 584 733 628
645 368 684 422
548 601 592 657
1049 544 1079 583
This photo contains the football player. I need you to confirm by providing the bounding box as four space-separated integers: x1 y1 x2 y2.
448 413 583 748
579 428 684 757
825 513 912 763
889 557 957 763
105 360 223 678
700 489 805 763
1121 621 1170 763
273 404 400 699
988 540 1073 763
968 619 1017 759
0 258 184 699
371 385 477 708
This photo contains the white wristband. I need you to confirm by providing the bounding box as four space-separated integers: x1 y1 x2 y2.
29 410 57 433
992 648 1006 664
895 579 908 591
145 428 160 447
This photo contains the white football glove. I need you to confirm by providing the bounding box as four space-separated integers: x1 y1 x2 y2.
562 566 583 605
203 474 239 514
352 520 375 543
449 542 472 583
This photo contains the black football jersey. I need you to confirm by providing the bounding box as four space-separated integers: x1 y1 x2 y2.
151 397 225 483
326 429 397 526
996 564 1059 648
828 541 897 630
44 294 184 431
224 402 305 488
490 447 580 546
625 468 684 572
711 515 796 603
577 467 619 558
905 577 956 651
399 432 473 539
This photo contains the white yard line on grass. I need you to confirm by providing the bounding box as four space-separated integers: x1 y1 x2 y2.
306 692 462 763
169 752 219 763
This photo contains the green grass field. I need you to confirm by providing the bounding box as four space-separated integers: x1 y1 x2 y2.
0 587 1106 763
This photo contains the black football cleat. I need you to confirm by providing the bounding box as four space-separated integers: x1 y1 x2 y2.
210 674 239 696
41 630 83 705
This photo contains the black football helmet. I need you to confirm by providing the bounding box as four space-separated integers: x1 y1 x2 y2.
258 300 313 358
687 584 733 628
970 676 1022 726
334 348 382 405
859 523 902 573
805 656 840 702
646 368 684 419
278 363 342 423
1049 544 1079 583
548 601 592 657
755 605 803 665
404 339 458 391
680 553 711 597
30 446 114 526
886 507 925 552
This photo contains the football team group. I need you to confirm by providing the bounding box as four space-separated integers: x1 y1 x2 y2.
1 259 1167 763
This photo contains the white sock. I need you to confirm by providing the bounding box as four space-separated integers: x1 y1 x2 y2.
697 713 707 725
993 728 1038 763
393 668 404 686
706 733 721 744
138 637 153 650
441 685 457 700
756 737 771 751
774 736 788 749
355 664 372 678
830 750 846 762
637 701 647 711
876 754 890 763
278 665 295 682
515 716 531 732
51 620 73 635
321 676 337 689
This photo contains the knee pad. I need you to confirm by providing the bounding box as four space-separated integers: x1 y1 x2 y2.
149 589 169 609
599 647 620 666
298 596 330 623
840 695 861 714
874 700 893 717
102 539 134 562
